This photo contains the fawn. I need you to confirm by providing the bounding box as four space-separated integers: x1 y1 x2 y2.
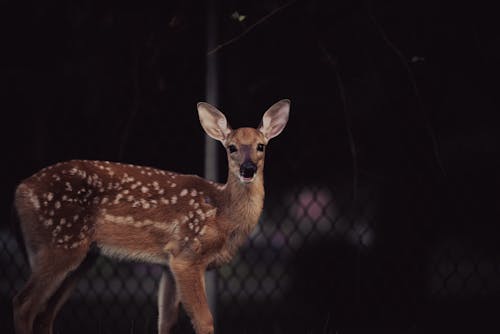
12 100 290 334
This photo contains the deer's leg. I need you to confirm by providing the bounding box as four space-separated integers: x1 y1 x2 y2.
12 246 89 334
169 259 213 334
34 251 98 334
158 267 180 334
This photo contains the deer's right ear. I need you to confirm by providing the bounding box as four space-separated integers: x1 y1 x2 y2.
197 102 232 143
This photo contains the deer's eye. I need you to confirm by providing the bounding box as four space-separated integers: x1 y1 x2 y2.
228 145 238 153
257 144 265 152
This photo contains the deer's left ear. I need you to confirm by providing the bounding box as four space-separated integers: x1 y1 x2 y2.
259 99 290 141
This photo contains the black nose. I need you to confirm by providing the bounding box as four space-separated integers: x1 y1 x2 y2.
240 161 257 178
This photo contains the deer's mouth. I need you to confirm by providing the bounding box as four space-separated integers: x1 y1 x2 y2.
239 161 257 183
239 174 257 183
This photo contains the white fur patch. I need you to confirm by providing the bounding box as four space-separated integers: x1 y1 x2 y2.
98 244 168 265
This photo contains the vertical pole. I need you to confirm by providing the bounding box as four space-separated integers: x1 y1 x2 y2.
205 0 218 323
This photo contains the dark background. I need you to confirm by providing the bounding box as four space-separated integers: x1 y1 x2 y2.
1 0 499 333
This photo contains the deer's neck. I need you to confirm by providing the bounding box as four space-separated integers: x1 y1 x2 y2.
222 172 265 234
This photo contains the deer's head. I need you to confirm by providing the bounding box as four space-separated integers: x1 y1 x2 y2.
198 99 290 184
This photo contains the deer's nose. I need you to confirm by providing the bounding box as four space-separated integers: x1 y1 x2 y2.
240 161 257 178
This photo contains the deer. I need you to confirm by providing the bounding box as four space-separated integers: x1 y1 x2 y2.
12 99 290 334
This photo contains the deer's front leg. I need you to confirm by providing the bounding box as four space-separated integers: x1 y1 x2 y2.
158 267 180 334
169 258 213 334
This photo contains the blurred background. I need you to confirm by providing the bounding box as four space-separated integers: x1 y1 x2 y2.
1 0 499 333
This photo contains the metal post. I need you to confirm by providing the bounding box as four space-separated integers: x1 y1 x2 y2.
204 0 218 323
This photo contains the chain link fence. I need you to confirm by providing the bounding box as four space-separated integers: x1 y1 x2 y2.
2 173 499 333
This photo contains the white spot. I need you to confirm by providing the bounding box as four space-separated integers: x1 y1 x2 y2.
161 198 170 205
101 197 109 204
152 181 159 189
47 193 54 201
122 189 130 195
184 236 189 241
190 189 197 197
44 219 53 227
189 199 195 206
170 183 176 188
141 186 149 193
142 202 151 209
206 208 217 217
158 189 165 195
180 189 188 197
193 203 200 209
127 195 134 202
114 194 123 204
199 225 207 236
73 215 79 221
54 201 61 209
52 225 62 236
60 218 66 225
27 190 40 210
171 196 177 204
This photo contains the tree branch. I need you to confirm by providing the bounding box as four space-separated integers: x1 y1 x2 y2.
367 11 447 177
207 0 297 55
318 41 359 201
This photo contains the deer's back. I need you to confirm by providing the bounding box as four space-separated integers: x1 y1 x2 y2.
15 160 224 261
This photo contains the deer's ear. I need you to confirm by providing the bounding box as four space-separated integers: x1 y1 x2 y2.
198 102 232 142
259 99 290 141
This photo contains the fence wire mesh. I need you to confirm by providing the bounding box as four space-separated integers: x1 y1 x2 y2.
1 178 499 333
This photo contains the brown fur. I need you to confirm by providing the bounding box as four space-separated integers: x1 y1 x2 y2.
12 100 289 334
